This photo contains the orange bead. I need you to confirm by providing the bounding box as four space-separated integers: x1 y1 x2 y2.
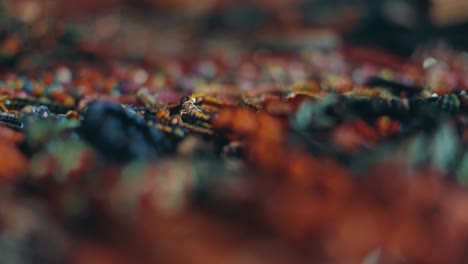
32 83 44 97
50 90 67 103
43 72 54 86
66 110 79 119
49 89 61 100
332 123 364 152
156 109 170 120
103 78 116 93
64 96 75 106
354 120 379 141
77 80 93 93
389 120 400 135
1 35 21 55
376 116 392 137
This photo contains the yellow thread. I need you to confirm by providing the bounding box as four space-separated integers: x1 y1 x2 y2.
0 104 8 112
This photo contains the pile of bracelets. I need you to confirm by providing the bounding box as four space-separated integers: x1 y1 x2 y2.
2 2 468 264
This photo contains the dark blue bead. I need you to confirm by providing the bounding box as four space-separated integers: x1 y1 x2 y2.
79 102 177 162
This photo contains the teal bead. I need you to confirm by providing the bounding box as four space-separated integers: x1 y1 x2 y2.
438 94 460 112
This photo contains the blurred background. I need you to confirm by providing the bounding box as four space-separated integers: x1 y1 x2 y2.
1 2 468 263
2 0 468 68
